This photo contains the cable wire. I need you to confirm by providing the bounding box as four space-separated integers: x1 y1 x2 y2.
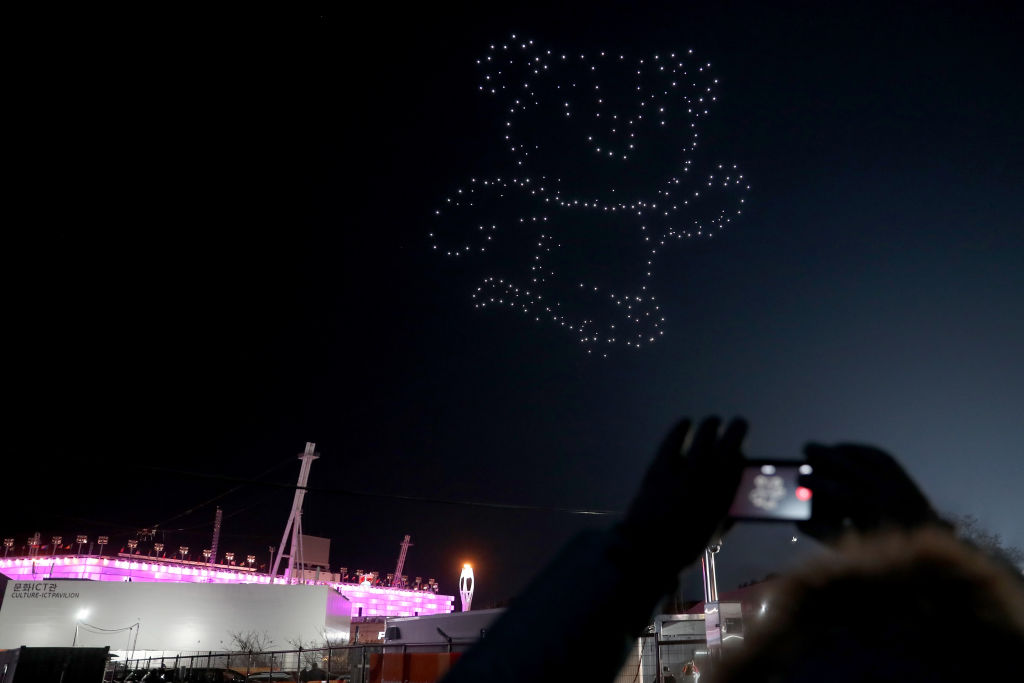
128 464 619 516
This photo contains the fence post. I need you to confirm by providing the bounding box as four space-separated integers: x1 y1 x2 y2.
654 635 662 683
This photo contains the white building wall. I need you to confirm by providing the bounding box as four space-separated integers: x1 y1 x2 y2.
0 579 348 653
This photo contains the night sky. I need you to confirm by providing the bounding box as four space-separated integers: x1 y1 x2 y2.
9 3 1023 608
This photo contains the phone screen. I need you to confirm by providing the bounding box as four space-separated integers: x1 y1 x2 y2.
728 461 813 521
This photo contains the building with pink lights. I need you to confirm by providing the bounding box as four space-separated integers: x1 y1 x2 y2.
0 554 454 619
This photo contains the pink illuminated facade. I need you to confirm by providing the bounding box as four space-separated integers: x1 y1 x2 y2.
0 555 454 618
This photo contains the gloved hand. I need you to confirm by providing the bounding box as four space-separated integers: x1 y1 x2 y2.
797 443 950 544
617 416 748 573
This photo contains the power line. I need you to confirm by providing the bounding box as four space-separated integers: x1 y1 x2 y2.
127 464 619 517
149 455 297 530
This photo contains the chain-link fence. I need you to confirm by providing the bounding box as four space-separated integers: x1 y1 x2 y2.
112 641 479 682
112 638 720 683
611 636 724 683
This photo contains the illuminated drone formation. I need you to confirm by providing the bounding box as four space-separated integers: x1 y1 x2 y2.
430 35 750 356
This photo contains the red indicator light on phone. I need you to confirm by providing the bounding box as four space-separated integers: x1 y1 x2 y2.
795 486 812 501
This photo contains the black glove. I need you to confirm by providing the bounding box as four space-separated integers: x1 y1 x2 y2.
797 442 950 544
618 416 747 572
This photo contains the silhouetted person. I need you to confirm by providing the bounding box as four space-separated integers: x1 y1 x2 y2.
713 527 1024 682
440 416 1024 683
442 416 746 683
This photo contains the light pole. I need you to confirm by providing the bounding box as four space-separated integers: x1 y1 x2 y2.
153 543 164 558
97 536 108 557
76 535 88 555
246 554 255 569
202 549 212 562
52 536 63 556
73 609 89 646
127 539 138 555
179 546 189 562
268 546 275 575
225 552 235 565
3 538 12 557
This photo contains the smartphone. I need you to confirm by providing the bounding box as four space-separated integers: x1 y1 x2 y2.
728 460 813 521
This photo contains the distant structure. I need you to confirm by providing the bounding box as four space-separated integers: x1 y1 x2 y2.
0 440 459 619
272 442 319 581
459 563 475 612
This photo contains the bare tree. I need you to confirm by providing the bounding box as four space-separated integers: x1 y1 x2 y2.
229 630 276 666
288 627 349 672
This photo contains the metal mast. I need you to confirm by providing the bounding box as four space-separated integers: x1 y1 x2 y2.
271 442 319 581
209 507 223 566
392 535 412 587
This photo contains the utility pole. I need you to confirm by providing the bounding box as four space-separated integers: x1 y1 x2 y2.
702 542 722 660
701 543 720 603
271 442 318 581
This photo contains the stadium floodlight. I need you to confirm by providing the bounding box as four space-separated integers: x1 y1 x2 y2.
97 536 109 556
127 539 138 553
246 554 256 568
225 552 235 564
179 546 189 561
202 549 212 561
51 536 63 555
3 538 13 557
153 543 164 556
76 535 88 554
